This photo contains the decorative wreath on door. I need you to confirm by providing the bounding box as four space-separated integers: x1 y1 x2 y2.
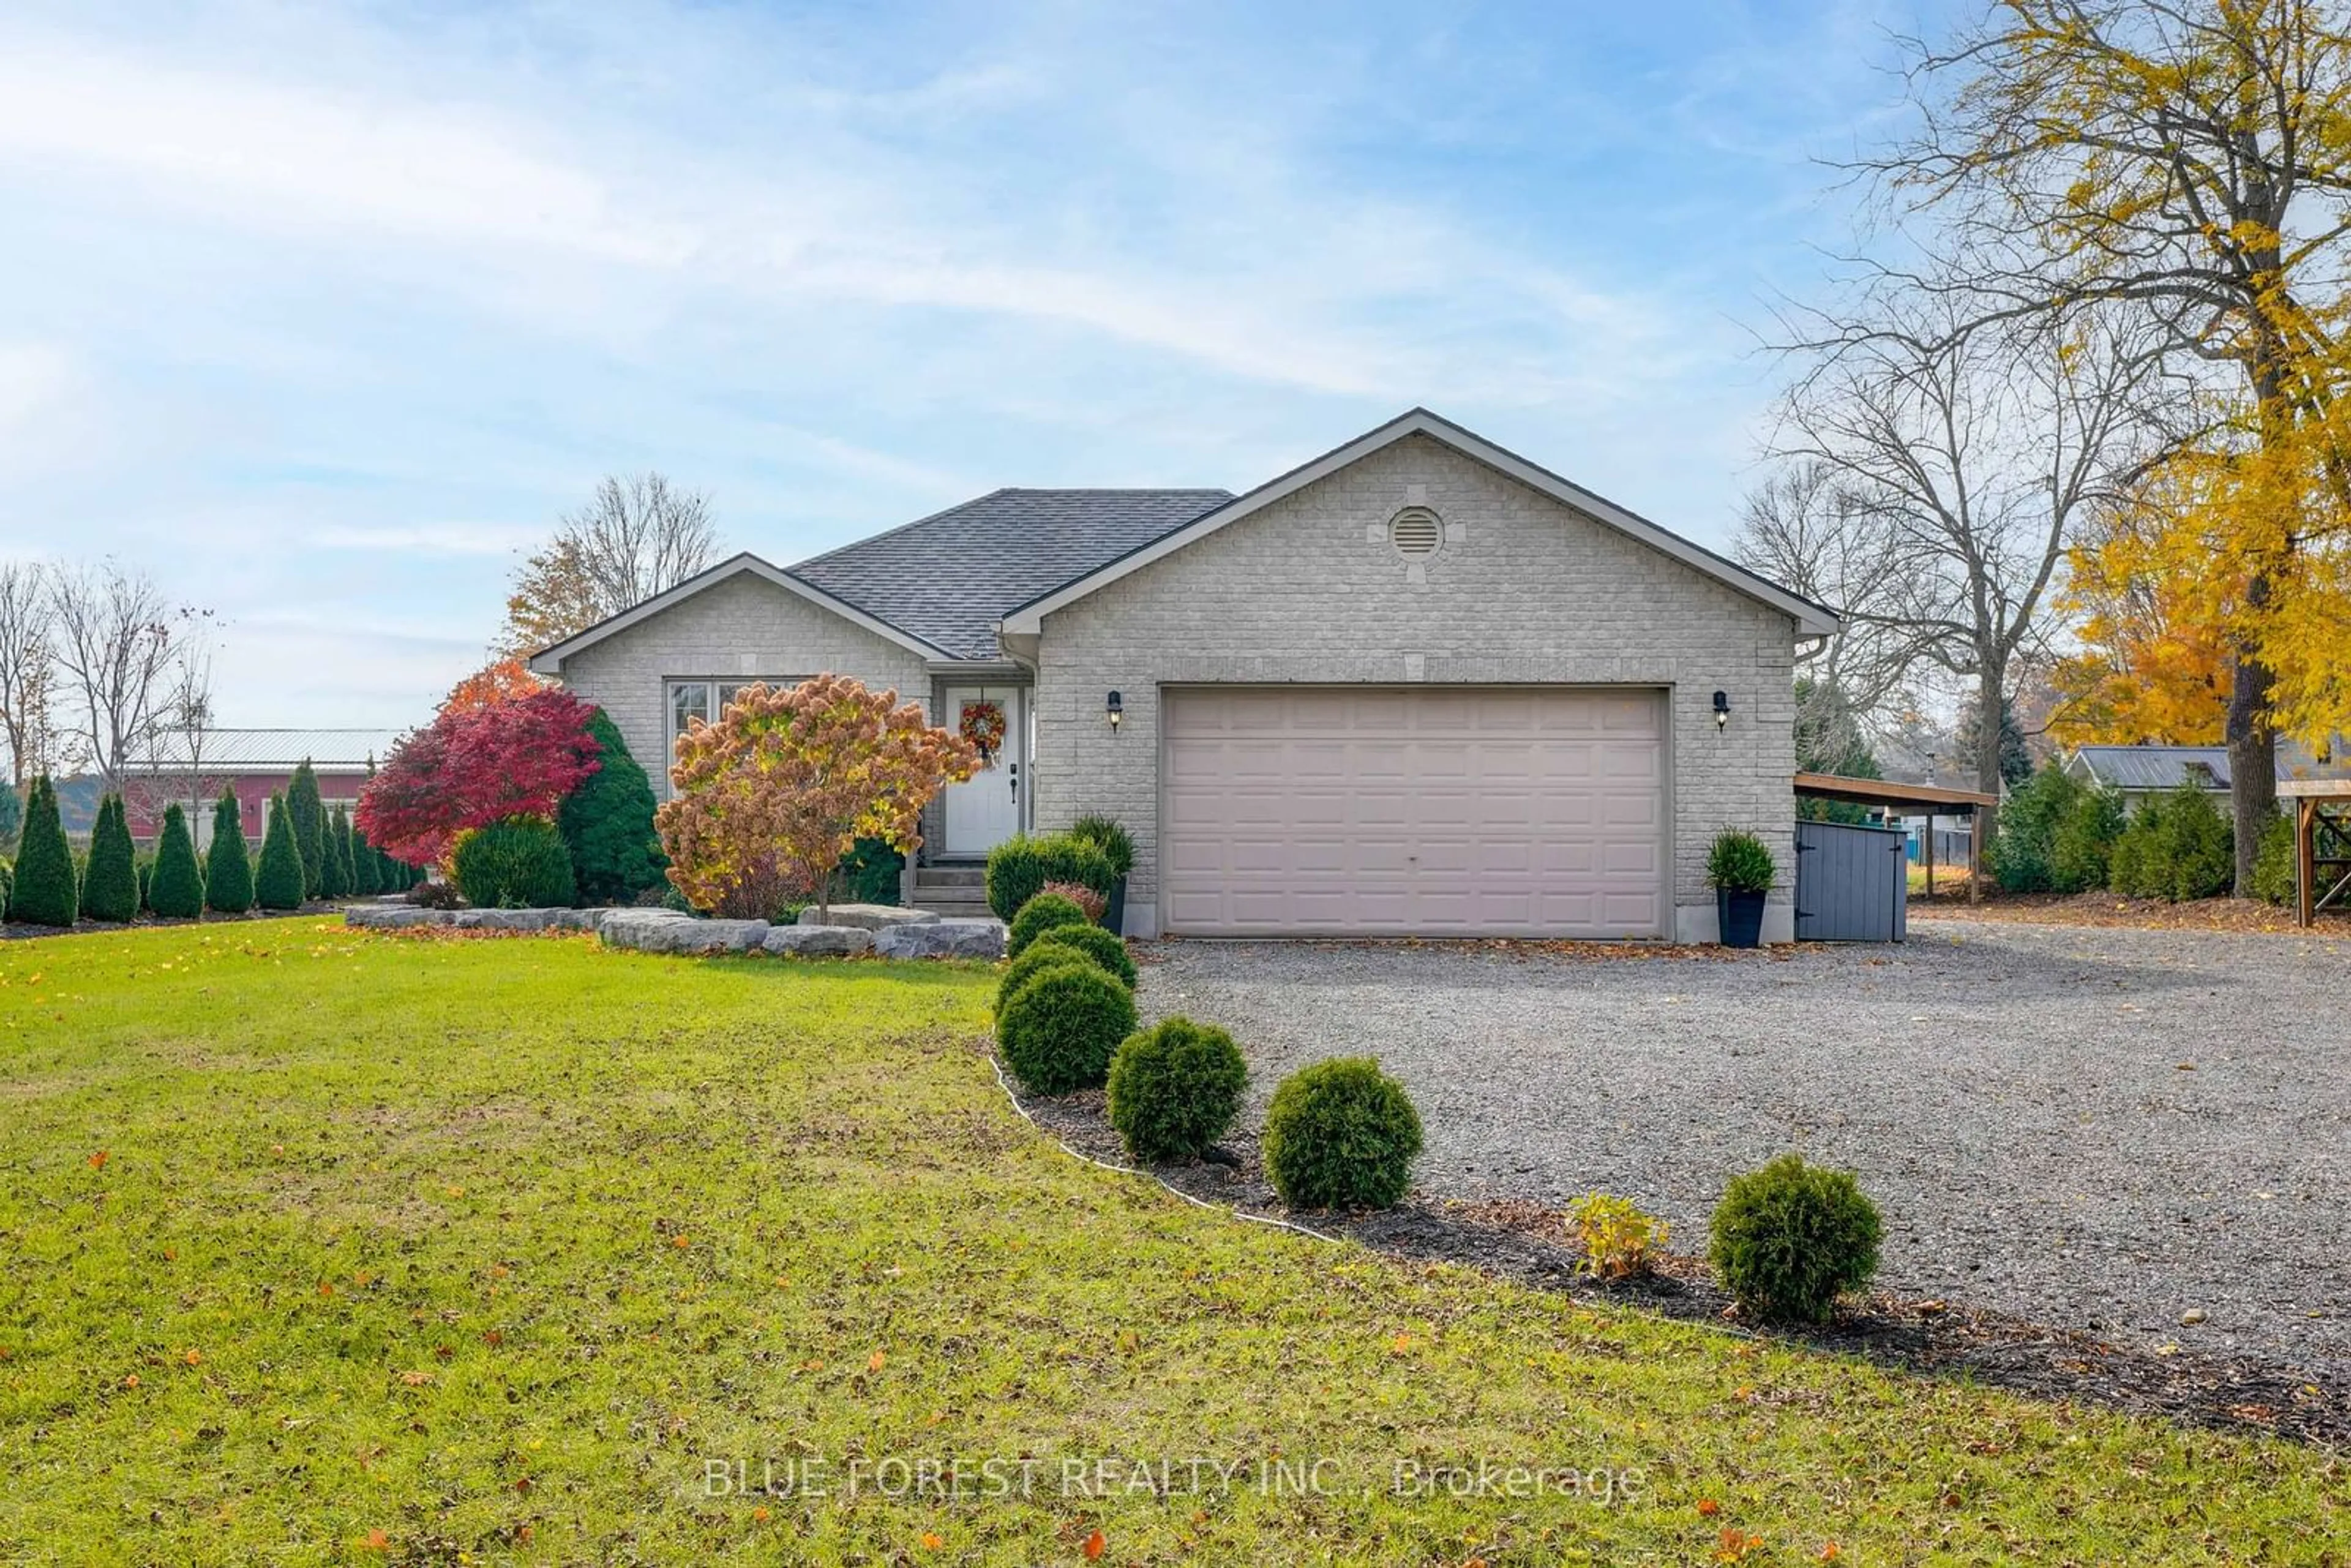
959 700 1007 764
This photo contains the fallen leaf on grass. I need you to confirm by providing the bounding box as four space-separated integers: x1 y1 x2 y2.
397 1370 433 1387
1083 1528 1107 1559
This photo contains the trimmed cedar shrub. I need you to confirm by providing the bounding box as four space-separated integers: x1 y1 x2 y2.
1067 814 1134 879
205 789 255 913
1708 1153 1883 1324
994 928 1137 1019
80 793 139 923
996 961 1137 1095
452 816 577 909
1989 759 2085 893
148 803 205 918
995 944 1086 1019
0 857 10 911
2251 812 2298 906
2049 784 2127 895
318 805 353 899
1007 890 1092 959
2110 781 2233 901
350 823 383 896
254 795 307 910
558 708 665 904
1106 1016 1248 1163
1026 923 1138 989
0 782 19 845
985 832 1117 921
6 775 78 927
285 760 326 897
1262 1057 1423 1211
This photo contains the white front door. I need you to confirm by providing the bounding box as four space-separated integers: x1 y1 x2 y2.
941 687 1025 855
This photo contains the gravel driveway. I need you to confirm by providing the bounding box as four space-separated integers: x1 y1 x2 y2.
1136 920 2351 1379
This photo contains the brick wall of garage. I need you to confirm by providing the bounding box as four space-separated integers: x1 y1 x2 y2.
552 572 936 795
1032 433 1801 940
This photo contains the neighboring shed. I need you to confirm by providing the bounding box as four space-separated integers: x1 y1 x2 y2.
1794 771 2000 905
2066 740 2342 805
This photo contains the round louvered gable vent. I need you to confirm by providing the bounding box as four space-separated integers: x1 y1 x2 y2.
1389 506 1442 558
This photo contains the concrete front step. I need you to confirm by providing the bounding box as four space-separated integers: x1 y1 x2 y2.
913 864 988 888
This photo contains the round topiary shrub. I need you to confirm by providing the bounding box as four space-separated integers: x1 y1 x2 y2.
1007 890 1091 959
996 961 1137 1095
1707 1153 1883 1324
1107 1016 1248 1163
1025 923 1138 989
452 816 577 909
1261 1057 1422 1211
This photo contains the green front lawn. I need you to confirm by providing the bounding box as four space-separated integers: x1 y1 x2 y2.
1 921 2339 1564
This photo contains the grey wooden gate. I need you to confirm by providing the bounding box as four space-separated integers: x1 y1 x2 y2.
1793 820 1908 942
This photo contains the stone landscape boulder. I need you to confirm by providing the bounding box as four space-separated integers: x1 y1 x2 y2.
458 908 557 932
872 918 1005 961
763 924 876 958
798 903 937 931
343 904 456 929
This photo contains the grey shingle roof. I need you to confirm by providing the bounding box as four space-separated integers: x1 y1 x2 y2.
2068 741 2347 791
787 488 1232 659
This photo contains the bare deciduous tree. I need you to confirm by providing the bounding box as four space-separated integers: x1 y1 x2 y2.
49 561 213 793
1734 460 1933 760
500 474 720 655
122 637 222 829
0 560 61 788
1760 292 2178 804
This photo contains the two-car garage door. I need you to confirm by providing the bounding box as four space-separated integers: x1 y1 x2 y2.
1161 686 1668 937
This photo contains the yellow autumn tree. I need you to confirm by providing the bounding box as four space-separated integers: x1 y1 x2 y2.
2053 463 2237 745
1878 0 2351 888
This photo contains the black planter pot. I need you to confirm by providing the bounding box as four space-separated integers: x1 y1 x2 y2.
1101 876 1127 934
1716 888 1767 949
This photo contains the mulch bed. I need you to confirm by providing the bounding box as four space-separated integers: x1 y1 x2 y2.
1911 888 2349 935
1002 1062 2349 1451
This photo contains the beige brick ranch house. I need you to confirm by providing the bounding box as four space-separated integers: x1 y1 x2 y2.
530 410 1840 942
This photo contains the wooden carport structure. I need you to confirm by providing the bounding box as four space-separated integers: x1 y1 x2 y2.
2279 779 2351 927
1793 772 2001 904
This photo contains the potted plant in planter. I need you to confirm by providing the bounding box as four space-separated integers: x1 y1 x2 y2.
1069 814 1134 932
1707 829 1774 948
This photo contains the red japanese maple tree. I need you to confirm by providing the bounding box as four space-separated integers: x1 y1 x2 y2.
357 688 602 867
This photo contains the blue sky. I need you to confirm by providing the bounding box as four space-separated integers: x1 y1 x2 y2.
0 0 1935 727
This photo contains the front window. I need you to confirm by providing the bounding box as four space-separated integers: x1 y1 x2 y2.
666 678 808 762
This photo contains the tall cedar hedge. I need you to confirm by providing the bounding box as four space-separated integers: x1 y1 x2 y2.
351 825 382 896
206 789 255 913
148 802 205 918
319 803 353 899
558 708 663 904
285 760 326 896
255 794 307 910
6 775 78 926
81 793 140 923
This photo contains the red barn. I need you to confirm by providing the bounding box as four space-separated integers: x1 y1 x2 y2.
120 728 410 846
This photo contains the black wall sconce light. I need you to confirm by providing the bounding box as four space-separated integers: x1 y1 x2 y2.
1106 690 1124 731
1712 690 1730 731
